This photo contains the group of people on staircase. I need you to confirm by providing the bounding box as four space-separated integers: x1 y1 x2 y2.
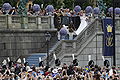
55 9 90 40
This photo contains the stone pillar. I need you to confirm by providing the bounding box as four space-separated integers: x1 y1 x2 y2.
21 16 28 29
48 16 54 29
50 16 54 29
6 15 12 29
37 16 42 29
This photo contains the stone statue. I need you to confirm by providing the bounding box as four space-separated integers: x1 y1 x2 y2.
97 0 107 18
18 0 28 16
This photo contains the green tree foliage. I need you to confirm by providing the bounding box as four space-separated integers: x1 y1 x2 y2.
0 0 3 7
50 0 63 9
33 0 44 5
63 0 74 9
0 0 113 9
1 0 17 7
56 0 63 9
103 0 112 8
74 0 90 9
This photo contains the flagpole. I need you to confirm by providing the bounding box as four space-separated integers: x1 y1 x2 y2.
112 0 116 66
96 21 98 65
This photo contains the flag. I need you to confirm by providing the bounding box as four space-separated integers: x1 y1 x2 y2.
103 18 114 56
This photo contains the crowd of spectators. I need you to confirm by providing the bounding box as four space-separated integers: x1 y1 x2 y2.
0 60 120 80
0 3 120 80
0 5 84 16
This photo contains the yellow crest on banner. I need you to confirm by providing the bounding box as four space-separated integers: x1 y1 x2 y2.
107 25 112 32
106 25 113 47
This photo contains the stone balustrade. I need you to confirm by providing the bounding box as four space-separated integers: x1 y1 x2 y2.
0 15 54 29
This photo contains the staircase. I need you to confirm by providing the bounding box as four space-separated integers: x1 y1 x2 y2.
26 53 46 67
47 18 120 67
47 18 103 67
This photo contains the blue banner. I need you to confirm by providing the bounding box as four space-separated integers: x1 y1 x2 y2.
103 18 114 56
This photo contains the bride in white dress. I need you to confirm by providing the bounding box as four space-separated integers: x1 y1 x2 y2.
75 14 88 35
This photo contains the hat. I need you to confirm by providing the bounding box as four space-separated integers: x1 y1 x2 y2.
52 69 58 73
58 67 62 70
27 69 32 72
